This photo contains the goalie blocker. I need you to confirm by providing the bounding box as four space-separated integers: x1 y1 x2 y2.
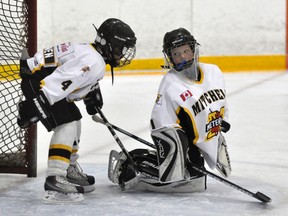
108 126 207 192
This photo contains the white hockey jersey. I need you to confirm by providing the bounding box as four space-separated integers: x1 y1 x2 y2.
26 42 106 105
151 63 229 169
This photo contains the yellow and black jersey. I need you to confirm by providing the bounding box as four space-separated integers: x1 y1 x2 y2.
26 42 105 105
151 62 229 169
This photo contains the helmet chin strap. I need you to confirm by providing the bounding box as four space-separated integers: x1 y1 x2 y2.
175 60 187 71
174 59 199 81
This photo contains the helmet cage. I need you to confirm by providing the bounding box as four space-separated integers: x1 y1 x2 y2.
94 19 136 68
179 45 200 81
163 40 200 81
163 39 197 70
115 46 136 67
108 37 136 68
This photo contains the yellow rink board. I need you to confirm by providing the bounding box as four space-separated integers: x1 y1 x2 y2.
1 55 286 80
110 55 286 73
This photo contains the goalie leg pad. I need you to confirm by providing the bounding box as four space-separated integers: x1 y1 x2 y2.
151 127 189 182
108 149 159 191
137 174 207 193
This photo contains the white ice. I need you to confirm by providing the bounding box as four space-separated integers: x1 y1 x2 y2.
0 71 288 215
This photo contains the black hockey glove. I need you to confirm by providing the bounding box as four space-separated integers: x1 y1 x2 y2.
17 91 52 131
21 78 41 100
221 120 231 133
19 59 33 79
83 84 103 115
17 100 39 129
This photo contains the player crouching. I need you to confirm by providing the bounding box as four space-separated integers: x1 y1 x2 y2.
107 27 232 193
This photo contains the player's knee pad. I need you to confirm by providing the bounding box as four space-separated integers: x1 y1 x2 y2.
151 126 189 182
47 122 80 176
51 121 79 145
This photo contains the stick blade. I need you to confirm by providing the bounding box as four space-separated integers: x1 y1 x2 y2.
254 191 272 203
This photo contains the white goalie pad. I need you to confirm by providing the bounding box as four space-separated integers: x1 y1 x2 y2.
135 175 207 193
151 126 188 182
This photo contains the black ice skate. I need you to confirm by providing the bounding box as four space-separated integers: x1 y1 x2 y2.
66 162 95 193
43 175 84 203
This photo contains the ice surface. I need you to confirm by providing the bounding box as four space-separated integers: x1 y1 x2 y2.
1 71 288 215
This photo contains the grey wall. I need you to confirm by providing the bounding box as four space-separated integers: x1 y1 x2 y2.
38 0 285 58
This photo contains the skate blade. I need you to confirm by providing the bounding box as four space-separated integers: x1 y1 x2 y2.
42 190 84 204
83 184 96 193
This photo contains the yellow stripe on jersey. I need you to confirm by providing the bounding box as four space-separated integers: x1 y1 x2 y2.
40 80 45 88
176 107 199 145
195 67 204 84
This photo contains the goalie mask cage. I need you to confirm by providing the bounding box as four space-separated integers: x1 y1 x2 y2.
0 0 37 177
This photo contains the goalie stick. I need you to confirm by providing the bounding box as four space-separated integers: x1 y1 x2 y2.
92 114 272 203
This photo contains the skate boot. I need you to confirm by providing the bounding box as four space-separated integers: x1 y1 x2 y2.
43 175 84 203
67 162 95 193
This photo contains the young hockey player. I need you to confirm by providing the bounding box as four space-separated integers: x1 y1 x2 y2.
108 27 231 192
17 18 137 202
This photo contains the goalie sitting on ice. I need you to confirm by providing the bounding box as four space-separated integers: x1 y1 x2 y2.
108 27 232 192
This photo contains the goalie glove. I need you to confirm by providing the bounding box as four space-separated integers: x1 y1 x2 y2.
83 83 103 115
216 133 232 177
221 120 231 133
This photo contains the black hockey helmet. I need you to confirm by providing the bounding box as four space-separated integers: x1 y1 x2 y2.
163 28 198 71
94 18 137 68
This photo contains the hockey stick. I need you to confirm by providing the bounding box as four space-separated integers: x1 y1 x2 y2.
94 107 140 173
92 114 272 203
92 115 155 149
189 164 271 203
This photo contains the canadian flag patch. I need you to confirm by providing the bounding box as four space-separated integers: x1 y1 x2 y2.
180 90 193 102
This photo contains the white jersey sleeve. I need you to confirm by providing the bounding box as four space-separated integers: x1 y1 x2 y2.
26 42 106 105
151 63 229 169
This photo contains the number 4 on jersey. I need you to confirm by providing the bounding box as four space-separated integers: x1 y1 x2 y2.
62 80 72 90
